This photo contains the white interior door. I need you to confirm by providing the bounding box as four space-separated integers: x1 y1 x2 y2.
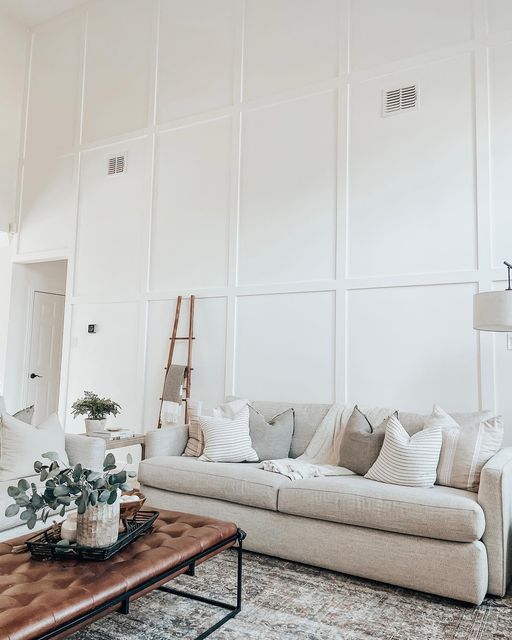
27 291 65 424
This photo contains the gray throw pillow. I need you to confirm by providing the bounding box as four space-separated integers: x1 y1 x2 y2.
249 405 294 461
13 405 35 425
339 406 397 475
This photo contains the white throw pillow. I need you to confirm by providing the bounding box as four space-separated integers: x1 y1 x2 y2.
425 404 503 492
0 412 69 481
198 406 258 463
365 415 442 487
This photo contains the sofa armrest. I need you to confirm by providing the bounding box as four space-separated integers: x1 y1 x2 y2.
145 426 188 459
65 434 106 471
478 447 512 596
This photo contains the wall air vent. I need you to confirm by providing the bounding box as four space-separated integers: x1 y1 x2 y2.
107 154 126 175
382 84 418 117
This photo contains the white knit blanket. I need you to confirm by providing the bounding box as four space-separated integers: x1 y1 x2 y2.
260 404 352 480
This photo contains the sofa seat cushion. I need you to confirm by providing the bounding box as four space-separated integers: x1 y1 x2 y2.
278 475 485 542
139 456 291 510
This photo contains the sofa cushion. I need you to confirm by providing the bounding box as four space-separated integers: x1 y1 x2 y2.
138 455 291 510
278 475 485 542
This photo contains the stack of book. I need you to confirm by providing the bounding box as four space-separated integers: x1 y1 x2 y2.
90 429 136 441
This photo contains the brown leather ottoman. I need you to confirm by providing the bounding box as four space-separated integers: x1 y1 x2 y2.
0 510 245 640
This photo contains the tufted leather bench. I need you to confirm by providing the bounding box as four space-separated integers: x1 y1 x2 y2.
0 509 244 640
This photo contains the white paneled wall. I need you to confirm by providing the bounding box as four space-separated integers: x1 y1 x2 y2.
151 119 232 291
74 136 152 297
11 0 512 442
348 54 477 277
239 92 337 285
0 14 27 231
81 0 157 143
157 0 237 121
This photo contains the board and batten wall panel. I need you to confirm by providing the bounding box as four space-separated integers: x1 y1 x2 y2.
239 92 337 285
347 283 479 412
157 0 237 122
348 54 476 277
235 292 335 403
242 0 340 100
488 41 512 269
487 0 512 34
19 155 76 254
81 0 156 144
11 0 512 443
0 14 27 232
18 14 82 254
74 136 152 297
66 302 141 432
349 0 473 71
24 15 82 158
150 118 232 292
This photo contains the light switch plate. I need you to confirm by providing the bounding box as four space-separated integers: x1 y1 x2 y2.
507 334 512 351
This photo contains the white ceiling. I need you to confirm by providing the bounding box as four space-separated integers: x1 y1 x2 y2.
0 0 88 27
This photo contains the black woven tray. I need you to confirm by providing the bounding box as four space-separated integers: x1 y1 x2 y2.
25 510 159 561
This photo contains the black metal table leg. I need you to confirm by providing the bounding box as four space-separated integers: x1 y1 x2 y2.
158 529 245 640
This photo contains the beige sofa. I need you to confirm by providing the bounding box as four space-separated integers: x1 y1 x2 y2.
139 401 512 605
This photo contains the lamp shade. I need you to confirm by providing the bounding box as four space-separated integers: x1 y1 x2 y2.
473 290 512 331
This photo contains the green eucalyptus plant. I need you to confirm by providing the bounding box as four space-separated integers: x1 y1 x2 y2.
5 452 135 529
71 391 121 421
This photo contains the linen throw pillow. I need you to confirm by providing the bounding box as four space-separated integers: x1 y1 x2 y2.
0 412 69 481
182 405 204 457
198 406 258 463
339 406 398 475
247 405 294 461
425 405 503 492
365 416 442 487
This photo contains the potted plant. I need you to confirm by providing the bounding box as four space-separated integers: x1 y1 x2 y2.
5 452 135 548
71 391 121 434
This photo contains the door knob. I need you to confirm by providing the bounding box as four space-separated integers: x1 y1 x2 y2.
29 373 42 379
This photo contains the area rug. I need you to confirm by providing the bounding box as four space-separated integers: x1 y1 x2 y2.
71 550 511 639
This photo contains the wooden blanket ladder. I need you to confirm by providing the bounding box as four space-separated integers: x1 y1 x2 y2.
158 295 195 427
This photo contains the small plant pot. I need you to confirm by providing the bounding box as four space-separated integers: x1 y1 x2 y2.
85 418 107 435
77 500 120 548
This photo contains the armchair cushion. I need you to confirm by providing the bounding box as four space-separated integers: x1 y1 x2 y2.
65 434 106 470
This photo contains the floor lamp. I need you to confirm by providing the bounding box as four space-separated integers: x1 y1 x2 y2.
474 262 512 333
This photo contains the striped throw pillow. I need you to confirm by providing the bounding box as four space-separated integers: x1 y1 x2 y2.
198 406 258 463
365 415 442 487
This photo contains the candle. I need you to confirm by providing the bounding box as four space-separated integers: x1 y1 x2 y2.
61 513 77 542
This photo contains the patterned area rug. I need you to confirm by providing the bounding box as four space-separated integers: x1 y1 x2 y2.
71 550 511 639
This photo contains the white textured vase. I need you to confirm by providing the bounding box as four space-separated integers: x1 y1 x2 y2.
77 500 120 547
85 418 107 434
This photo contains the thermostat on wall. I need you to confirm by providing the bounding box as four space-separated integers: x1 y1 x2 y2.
88 324 97 334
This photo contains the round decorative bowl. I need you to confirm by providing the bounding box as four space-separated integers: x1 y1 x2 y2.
119 489 146 523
